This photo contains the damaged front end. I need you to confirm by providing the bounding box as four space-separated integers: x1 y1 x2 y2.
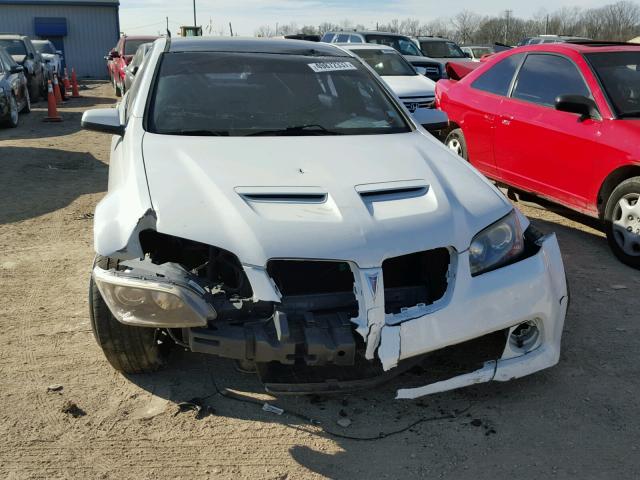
93 218 567 399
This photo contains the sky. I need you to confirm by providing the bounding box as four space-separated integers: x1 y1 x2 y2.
119 0 605 37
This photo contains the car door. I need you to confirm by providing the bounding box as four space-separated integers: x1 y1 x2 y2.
493 53 603 210
455 53 524 177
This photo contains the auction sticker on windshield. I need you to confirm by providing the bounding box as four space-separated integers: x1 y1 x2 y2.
308 62 357 73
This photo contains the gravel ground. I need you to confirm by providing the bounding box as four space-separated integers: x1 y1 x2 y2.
0 82 639 479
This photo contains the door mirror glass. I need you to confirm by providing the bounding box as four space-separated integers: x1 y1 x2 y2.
555 94 601 121
81 108 125 135
412 108 449 132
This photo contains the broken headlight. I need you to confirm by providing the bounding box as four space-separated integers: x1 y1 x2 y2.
469 210 524 276
93 266 215 328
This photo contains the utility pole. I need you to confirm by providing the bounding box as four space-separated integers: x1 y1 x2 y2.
229 22 234 37
166 16 169 32
193 0 197 27
504 9 512 45
545 14 549 35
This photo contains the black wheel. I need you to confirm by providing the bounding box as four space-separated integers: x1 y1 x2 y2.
89 255 170 373
604 176 640 269
22 87 31 113
28 77 40 102
445 128 468 161
1 94 19 128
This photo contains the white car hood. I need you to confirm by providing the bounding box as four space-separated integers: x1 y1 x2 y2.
142 131 511 268
380 75 436 98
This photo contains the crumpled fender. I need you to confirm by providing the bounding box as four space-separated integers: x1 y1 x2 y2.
94 129 156 260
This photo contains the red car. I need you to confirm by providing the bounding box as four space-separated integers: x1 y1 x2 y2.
436 41 640 268
106 35 158 97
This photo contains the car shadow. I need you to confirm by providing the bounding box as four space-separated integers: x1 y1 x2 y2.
0 146 107 224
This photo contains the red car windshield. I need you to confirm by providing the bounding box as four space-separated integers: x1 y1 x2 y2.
586 51 640 118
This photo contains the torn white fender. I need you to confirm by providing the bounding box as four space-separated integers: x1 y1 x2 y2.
396 361 497 399
94 121 156 260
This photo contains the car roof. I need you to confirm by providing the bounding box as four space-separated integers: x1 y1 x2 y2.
336 43 396 51
167 37 349 56
416 37 451 41
123 35 159 41
326 31 412 37
519 42 640 54
0 34 28 40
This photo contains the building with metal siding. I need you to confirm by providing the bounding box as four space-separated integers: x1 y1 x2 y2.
0 0 119 78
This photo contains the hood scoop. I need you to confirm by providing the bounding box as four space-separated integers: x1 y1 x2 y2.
356 180 429 201
235 186 327 204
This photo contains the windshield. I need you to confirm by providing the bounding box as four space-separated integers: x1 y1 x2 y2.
471 48 492 58
364 35 422 56
586 51 640 118
147 52 410 136
34 42 55 54
0 39 27 56
125 39 150 56
351 48 416 76
420 41 465 59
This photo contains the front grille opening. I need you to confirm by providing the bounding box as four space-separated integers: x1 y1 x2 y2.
382 248 450 314
267 260 355 296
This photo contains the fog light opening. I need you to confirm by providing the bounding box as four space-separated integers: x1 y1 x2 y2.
509 320 541 352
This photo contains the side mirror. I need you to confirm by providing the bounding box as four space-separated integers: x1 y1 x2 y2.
412 108 449 132
10 65 24 74
28 52 34 59
131 65 139 75
81 108 124 136
464 52 472 58
555 94 600 121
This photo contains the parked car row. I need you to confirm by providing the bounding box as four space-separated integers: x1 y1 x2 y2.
86 37 568 401
0 45 31 127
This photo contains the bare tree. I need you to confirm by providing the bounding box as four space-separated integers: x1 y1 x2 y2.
452 10 482 44
255 24 274 37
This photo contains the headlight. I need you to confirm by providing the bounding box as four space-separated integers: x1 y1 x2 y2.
93 266 215 328
469 210 524 276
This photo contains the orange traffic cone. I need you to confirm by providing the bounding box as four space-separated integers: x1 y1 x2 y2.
43 80 62 122
63 68 71 93
71 68 80 98
53 74 64 104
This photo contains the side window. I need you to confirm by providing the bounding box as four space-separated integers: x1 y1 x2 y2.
349 35 363 43
398 39 421 56
471 53 524 96
512 54 590 107
337 34 349 42
320 33 335 43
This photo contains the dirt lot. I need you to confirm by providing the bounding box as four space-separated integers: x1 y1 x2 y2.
0 82 639 479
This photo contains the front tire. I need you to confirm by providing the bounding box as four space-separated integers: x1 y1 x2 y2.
1 94 19 128
445 128 468 161
604 177 640 269
89 255 170 373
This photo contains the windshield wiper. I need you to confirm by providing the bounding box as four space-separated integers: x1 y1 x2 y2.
161 129 230 136
618 111 640 118
246 125 343 136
